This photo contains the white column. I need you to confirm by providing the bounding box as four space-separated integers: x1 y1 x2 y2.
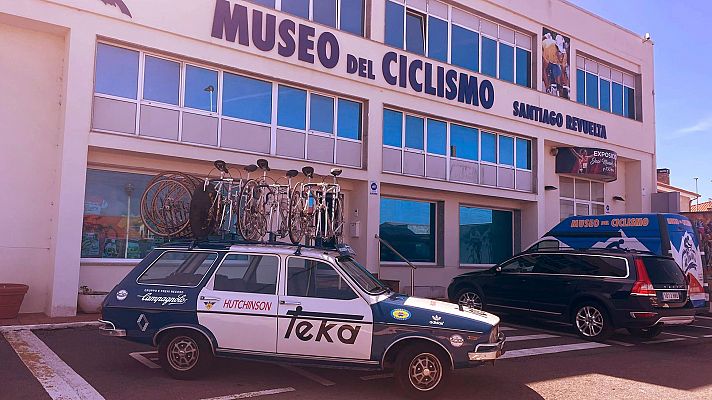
46 27 95 316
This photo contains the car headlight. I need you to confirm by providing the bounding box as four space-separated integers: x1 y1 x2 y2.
489 324 499 343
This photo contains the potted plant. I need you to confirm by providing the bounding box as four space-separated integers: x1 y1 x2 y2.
0 284 29 319
77 285 109 314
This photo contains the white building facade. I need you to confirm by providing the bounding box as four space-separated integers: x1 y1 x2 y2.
0 0 655 316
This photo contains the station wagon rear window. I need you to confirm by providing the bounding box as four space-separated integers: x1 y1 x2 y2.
138 251 218 287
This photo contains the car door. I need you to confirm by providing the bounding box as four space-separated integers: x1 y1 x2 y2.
197 252 280 353
277 256 373 361
484 255 535 312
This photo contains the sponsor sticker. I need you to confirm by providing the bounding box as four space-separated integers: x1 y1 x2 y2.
203 301 216 310
391 308 411 321
138 288 187 306
429 315 444 326
116 290 128 301
449 334 464 348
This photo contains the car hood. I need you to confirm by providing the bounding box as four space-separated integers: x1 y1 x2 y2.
372 294 500 332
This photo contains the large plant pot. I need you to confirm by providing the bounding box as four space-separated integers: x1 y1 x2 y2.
0 284 29 319
77 292 108 314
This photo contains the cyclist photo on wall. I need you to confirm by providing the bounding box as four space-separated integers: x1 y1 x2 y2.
542 27 570 99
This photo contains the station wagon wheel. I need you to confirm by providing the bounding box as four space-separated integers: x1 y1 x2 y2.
456 287 484 311
394 344 450 399
158 330 213 380
573 303 613 341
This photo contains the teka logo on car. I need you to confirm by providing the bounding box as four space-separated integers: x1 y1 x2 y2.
284 311 361 345
98 0 132 18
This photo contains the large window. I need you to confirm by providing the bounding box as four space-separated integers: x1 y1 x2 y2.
82 169 167 259
138 251 217 287
95 43 139 99
559 177 605 220
184 65 218 112
380 198 436 263
459 206 513 265
223 73 273 123
277 85 308 130
576 55 637 120
384 1 533 88
450 124 477 160
250 0 365 36
143 56 180 105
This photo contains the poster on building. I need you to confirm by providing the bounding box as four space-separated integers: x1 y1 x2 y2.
542 28 571 99
682 211 712 296
555 147 617 182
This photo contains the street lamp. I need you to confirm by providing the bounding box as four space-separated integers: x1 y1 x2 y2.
204 85 215 112
694 177 699 208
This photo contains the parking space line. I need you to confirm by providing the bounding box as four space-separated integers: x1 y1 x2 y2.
605 340 635 347
199 387 296 400
500 342 609 359
360 373 394 381
2 329 105 400
688 324 712 330
661 332 697 339
505 334 558 342
703 334 712 338
642 338 686 344
129 351 161 369
277 364 336 386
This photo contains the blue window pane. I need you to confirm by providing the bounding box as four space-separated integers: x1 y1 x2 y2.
624 87 635 119
222 73 272 123
599 79 611 112
337 99 362 140
383 109 403 147
185 65 218 112
450 124 478 160
576 69 586 104
585 72 598 108
385 1 404 49
481 37 497 77
499 43 514 83
314 0 337 28
143 56 180 105
282 0 309 19
460 206 512 264
95 44 139 99
481 132 496 163
451 26 478 72
612 82 624 115
310 94 334 133
405 11 425 55
515 138 531 170
249 0 275 7
405 115 424 150
426 119 446 155
340 0 364 36
277 85 307 130
380 198 435 263
428 17 448 62
515 48 531 87
498 136 514 166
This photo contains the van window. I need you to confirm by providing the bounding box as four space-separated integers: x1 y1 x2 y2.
642 258 686 285
138 251 218 287
531 240 559 251
213 254 279 295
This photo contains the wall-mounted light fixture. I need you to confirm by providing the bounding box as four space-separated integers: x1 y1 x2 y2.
612 195 625 202
544 185 558 191
549 148 559 156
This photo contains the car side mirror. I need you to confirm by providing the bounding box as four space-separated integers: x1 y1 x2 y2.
495 266 502 273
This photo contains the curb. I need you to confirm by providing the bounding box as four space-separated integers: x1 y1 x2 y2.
0 321 102 333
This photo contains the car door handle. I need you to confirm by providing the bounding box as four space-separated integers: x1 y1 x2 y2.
200 296 220 301
279 300 301 306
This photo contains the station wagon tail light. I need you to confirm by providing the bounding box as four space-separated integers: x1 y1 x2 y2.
631 257 656 296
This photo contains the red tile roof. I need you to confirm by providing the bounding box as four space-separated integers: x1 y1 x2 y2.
691 201 712 212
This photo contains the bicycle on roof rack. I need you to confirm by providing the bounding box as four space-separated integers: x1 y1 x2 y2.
140 171 201 238
288 166 344 246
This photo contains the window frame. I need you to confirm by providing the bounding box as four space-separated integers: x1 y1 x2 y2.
575 54 638 120
210 252 282 295
284 255 362 300
136 250 220 288
559 177 606 220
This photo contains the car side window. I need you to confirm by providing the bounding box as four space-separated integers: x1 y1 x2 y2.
138 251 217 287
287 257 358 300
499 256 535 273
532 254 568 274
213 254 279 294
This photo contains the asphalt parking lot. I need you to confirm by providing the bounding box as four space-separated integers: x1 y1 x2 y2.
4 315 712 400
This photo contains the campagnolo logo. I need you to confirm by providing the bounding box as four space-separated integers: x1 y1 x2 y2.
284 308 361 345
138 293 188 306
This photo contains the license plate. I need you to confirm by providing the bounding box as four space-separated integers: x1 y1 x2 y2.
662 292 680 301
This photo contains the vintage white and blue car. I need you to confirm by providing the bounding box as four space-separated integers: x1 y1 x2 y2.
100 241 505 397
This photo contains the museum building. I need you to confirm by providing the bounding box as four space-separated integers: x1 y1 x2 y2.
0 0 655 316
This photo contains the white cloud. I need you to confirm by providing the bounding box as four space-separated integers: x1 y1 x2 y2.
676 116 712 135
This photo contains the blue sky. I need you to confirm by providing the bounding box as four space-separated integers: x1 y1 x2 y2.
570 0 712 204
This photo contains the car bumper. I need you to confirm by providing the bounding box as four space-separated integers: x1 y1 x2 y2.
98 319 126 337
468 332 506 362
614 306 695 329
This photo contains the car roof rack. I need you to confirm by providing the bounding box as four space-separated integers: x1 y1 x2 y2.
157 236 343 253
523 246 658 256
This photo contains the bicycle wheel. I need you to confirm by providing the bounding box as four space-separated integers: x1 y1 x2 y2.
141 177 193 237
288 190 306 244
238 179 266 241
332 193 345 244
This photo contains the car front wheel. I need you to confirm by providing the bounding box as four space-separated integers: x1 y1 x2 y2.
627 325 663 339
394 344 450 399
572 303 613 341
158 330 213 379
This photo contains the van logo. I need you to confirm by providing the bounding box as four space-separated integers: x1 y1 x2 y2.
429 315 444 326
98 0 132 18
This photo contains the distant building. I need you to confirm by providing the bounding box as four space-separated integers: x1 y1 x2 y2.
691 201 712 213
654 168 699 212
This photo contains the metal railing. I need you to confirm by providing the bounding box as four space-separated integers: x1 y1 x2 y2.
375 234 417 297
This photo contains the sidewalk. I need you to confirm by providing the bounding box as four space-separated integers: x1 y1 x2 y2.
0 313 100 328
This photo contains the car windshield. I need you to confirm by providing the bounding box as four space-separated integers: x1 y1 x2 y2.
337 256 390 295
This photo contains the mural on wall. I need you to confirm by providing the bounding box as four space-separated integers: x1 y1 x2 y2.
542 28 570 99
555 147 617 182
